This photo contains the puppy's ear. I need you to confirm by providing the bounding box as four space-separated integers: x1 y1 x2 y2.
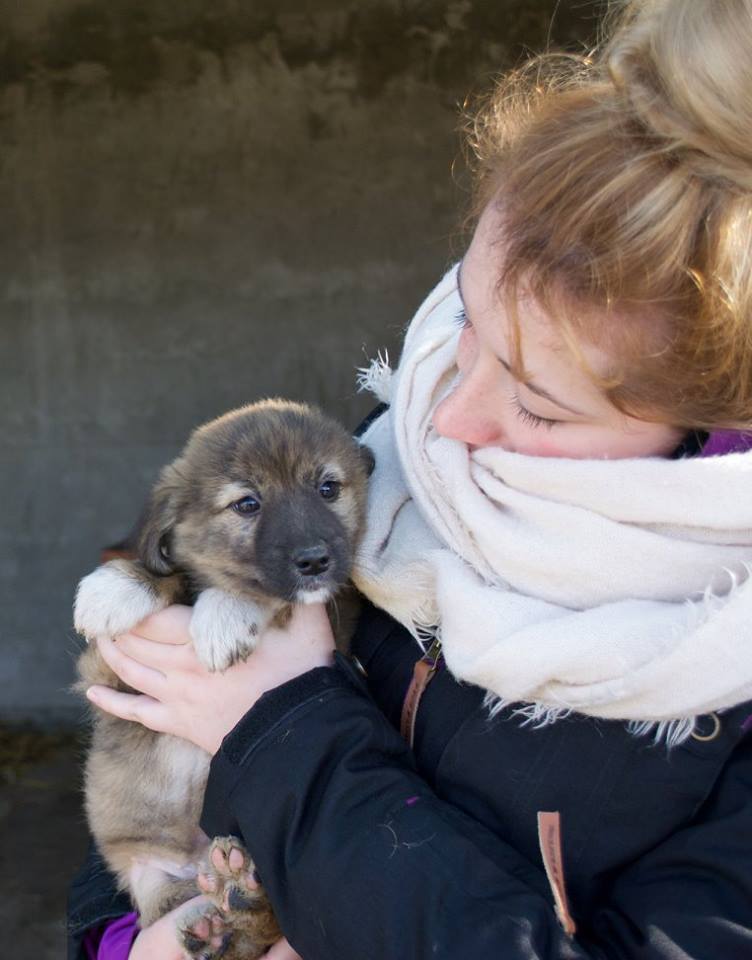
358 443 376 477
135 461 184 576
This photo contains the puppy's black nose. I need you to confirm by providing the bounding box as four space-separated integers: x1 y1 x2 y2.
293 544 330 576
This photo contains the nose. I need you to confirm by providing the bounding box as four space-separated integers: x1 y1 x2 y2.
293 543 331 577
432 374 505 448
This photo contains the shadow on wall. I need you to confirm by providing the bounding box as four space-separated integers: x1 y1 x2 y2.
0 0 600 726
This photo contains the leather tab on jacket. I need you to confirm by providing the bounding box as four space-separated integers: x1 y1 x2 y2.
537 811 577 937
400 640 441 748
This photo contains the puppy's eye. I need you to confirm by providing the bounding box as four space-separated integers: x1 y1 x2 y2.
231 495 261 516
319 479 341 501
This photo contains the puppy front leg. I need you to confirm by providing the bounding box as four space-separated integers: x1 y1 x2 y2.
74 559 183 642
190 589 277 672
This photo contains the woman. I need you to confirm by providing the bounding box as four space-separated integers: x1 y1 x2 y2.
69 0 752 956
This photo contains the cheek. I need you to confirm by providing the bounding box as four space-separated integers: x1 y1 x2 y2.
503 418 620 459
334 492 363 540
512 423 682 461
185 514 259 562
602 422 685 459
225 517 262 561
509 429 577 458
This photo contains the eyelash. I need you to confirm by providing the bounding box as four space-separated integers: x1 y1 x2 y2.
454 308 560 430
507 394 559 430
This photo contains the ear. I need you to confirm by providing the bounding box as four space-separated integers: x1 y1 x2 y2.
358 443 376 477
135 461 184 576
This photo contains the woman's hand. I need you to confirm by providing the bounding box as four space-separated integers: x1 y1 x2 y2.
265 937 303 959
86 602 335 755
127 894 303 959
128 895 212 960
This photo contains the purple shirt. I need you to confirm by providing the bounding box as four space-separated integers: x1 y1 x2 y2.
83 912 139 960
701 429 752 457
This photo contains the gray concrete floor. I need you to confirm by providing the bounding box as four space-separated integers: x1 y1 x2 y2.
0 728 90 958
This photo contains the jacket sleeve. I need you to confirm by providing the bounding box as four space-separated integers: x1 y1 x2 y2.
200 657 752 960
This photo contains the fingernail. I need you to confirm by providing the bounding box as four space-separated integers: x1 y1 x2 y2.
85 687 99 702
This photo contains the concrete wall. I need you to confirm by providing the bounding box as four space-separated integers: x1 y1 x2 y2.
0 0 597 725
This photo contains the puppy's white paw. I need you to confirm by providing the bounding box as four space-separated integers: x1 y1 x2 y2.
74 561 166 641
190 590 268 672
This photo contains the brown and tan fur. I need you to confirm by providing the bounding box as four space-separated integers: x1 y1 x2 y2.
74 399 372 959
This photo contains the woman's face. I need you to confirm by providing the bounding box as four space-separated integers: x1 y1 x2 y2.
432 205 684 459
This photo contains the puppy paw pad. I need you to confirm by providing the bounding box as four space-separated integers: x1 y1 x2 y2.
178 903 229 960
202 836 265 916
209 836 252 877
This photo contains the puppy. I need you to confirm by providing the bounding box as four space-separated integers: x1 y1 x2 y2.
74 399 373 960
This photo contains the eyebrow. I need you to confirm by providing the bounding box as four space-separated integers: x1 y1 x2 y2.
456 259 586 418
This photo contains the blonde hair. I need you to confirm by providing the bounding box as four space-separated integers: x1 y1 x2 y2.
464 0 752 429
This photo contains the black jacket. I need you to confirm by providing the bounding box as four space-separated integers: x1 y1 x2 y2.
68 597 752 959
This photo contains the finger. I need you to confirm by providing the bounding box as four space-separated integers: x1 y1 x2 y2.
86 684 168 732
131 894 209 960
264 938 303 960
131 604 194 644
261 602 334 651
171 894 208 918
116 630 201 673
96 633 167 697
288 601 330 633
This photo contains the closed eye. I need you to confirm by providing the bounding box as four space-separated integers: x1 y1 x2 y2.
454 296 588 420
456 309 559 429
507 393 560 430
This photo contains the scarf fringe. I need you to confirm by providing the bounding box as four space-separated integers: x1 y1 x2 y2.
356 352 393 403
625 717 697 747
425 627 690 744
403 600 440 650
480 692 697 746
352 554 439 648
482 693 574 728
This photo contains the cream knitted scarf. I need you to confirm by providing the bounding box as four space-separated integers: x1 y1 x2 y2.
352 263 752 743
